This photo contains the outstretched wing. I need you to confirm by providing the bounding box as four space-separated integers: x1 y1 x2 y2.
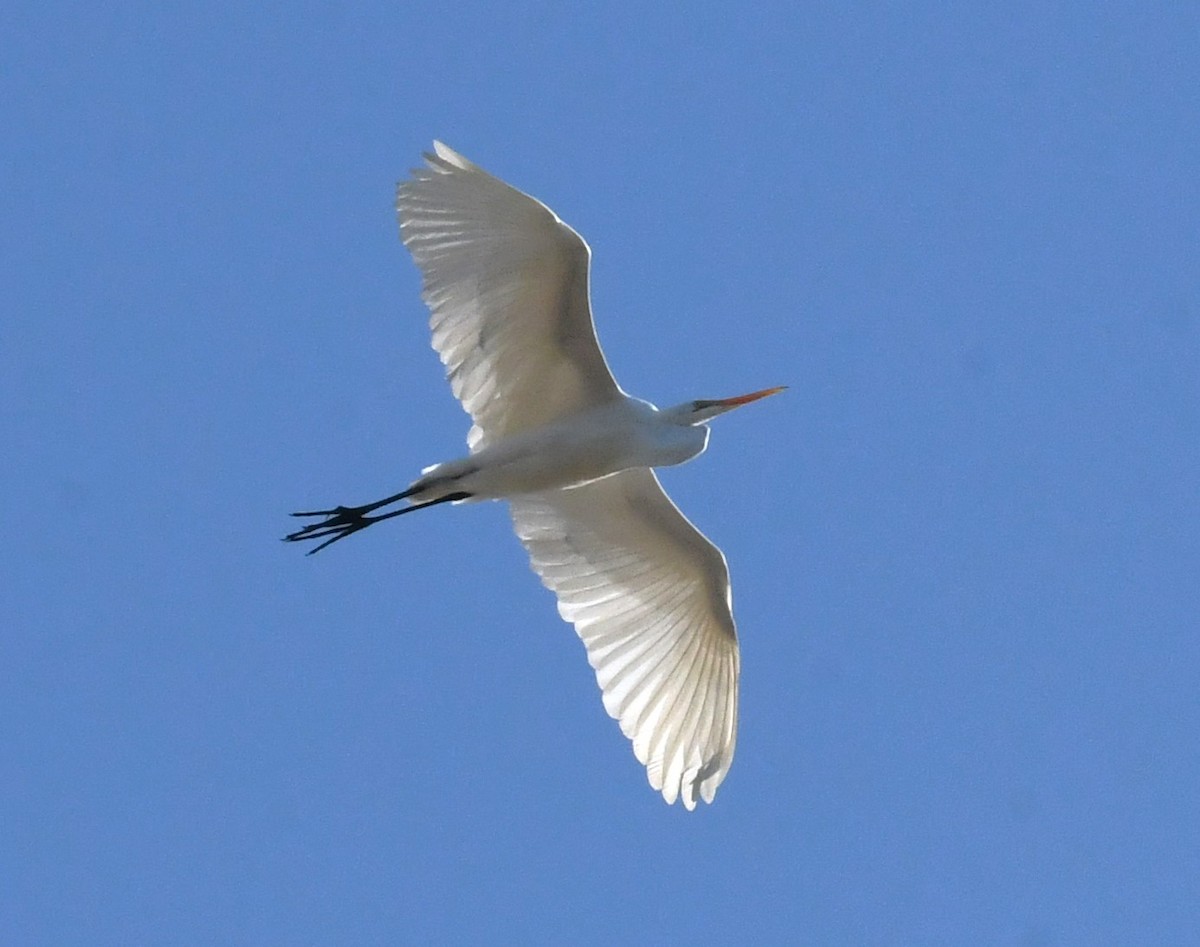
397 142 623 451
510 468 740 809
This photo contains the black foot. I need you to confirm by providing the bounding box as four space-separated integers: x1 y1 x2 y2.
284 504 379 554
283 491 473 555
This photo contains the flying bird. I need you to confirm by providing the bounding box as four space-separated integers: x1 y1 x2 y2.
286 142 783 809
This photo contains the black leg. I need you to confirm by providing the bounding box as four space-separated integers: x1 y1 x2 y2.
284 491 472 554
290 484 419 520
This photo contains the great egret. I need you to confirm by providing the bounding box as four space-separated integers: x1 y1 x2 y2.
286 142 783 809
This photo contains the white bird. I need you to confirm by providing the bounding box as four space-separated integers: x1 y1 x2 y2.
287 142 783 809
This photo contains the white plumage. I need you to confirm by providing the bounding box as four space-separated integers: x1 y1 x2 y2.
287 142 782 809
511 469 738 808
398 143 620 452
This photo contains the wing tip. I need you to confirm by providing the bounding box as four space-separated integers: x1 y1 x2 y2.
396 142 478 195
648 751 732 811
427 140 474 172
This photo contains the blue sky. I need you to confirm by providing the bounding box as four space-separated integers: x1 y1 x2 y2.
3 2 1198 943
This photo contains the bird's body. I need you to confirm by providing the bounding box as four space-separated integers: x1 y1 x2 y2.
408 397 708 504
287 142 782 809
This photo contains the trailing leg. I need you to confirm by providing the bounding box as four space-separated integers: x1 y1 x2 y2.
284 491 472 554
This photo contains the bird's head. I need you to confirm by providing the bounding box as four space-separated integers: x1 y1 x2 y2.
663 386 787 426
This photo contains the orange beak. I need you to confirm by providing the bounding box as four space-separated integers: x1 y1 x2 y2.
709 385 788 408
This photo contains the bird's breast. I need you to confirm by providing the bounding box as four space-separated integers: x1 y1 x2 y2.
451 408 706 499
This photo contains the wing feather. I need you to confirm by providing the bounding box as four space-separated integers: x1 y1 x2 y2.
510 468 739 809
396 142 623 449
